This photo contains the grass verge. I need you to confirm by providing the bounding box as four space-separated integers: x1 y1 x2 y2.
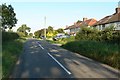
2 38 26 78
61 40 120 70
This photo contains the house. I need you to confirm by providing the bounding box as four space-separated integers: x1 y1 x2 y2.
64 18 97 36
64 20 82 35
94 3 120 31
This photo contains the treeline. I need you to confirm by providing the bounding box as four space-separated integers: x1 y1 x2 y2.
75 25 120 44
34 26 64 38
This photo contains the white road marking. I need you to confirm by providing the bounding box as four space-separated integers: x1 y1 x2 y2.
36 41 71 75
47 52 72 75
38 44 44 50
36 42 44 49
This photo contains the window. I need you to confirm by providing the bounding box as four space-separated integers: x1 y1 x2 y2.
102 24 105 30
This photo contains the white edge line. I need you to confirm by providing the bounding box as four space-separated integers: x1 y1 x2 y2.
47 52 72 75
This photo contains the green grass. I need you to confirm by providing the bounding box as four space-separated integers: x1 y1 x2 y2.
61 40 120 70
2 38 26 78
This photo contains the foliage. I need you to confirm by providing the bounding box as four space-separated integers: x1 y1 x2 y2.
75 25 120 44
0 5 2 27
34 29 45 38
56 28 64 33
17 24 31 37
2 32 19 42
1 3 17 31
17 32 25 37
34 27 65 39
61 40 120 69
47 30 58 38
75 26 101 41
29 33 33 37
34 26 58 38
48 26 53 32
46 26 54 38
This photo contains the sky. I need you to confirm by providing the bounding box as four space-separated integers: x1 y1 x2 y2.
1 1 119 33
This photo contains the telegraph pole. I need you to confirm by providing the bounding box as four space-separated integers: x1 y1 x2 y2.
44 16 46 40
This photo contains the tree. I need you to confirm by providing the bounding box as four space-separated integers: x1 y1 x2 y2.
46 26 54 38
0 5 2 28
56 28 64 33
29 33 33 37
17 24 31 36
34 29 45 38
48 26 53 32
1 3 17 31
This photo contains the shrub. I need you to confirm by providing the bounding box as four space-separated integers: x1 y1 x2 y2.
17 32 26 37
75 27 100 41
75 25 120 44
2 32 19 42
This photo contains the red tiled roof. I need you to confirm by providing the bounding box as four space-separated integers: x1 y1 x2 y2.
64 19 97 30
82 19 97 26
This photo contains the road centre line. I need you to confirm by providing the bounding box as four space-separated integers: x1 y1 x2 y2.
47 52 72 75
36 42 44 49
39 44 44 50
36 41 71 75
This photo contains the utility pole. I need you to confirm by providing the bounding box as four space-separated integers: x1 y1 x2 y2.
44 16 46 40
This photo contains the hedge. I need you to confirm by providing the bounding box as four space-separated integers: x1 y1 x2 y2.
2 32 19 42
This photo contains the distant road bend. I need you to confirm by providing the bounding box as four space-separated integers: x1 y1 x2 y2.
10 39 120 78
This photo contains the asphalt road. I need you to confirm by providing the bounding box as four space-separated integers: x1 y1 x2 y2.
10 39 120 78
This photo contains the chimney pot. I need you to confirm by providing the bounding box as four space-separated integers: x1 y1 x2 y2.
116 8 120 13
66 25 68 28
83 18 87 21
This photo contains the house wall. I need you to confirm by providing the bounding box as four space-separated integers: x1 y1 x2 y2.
95 25 102 30
64 29 70 34
95 22 120 31
105 22 120 30
70 27 80 34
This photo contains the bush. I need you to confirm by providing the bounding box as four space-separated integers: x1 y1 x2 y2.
75 25 120 44
2 32 19 42
75 27 100 41
17 32 26 37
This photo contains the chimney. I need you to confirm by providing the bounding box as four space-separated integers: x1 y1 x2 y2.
74 22 76 25
66 25 68 28
83 18 87 22
115 8 120 13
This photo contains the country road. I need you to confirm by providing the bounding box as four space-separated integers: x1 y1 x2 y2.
10 39 120 78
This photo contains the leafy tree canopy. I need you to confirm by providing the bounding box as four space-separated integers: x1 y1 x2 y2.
34 29 46 38
1 3 17 31
48 26 53 32
56 28 64 33
29 33 33 37
17 24 31 36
